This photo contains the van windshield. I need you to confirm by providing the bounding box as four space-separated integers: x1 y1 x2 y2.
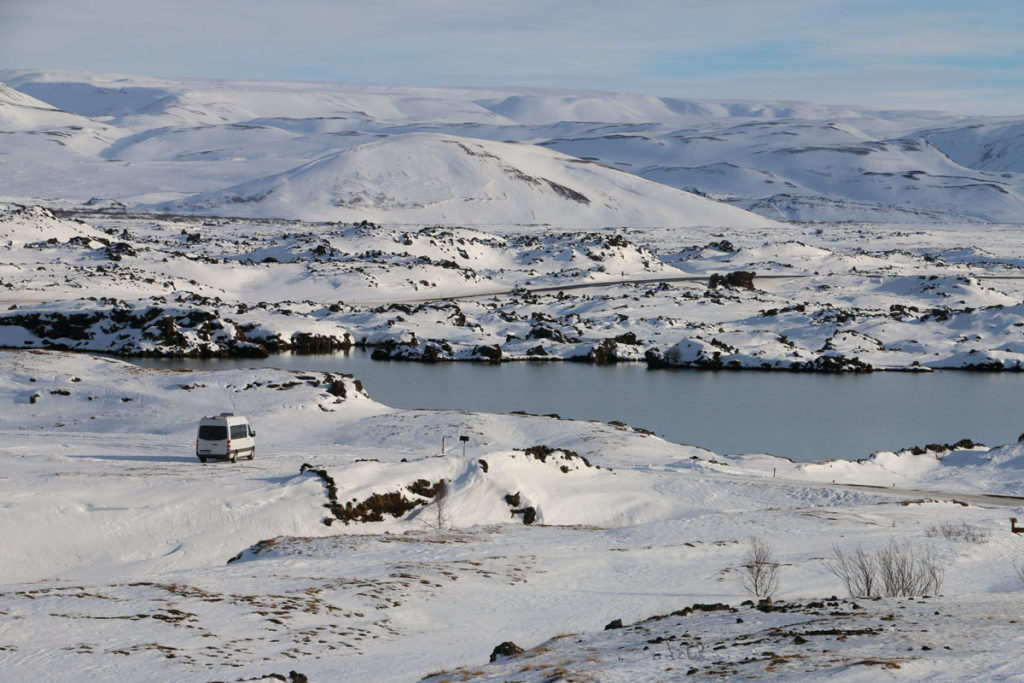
198 425 228 441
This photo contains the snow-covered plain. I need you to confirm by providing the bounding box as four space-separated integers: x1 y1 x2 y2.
4 70 1024 681
3 350 1024 681
4 204 1024 371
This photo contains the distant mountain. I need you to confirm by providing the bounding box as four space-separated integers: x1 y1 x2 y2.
921 120 1024 174
0 82 79 130
0 80 116 156
1 69 1022 224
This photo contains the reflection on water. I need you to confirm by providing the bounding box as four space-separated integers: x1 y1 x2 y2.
130 350 1024 463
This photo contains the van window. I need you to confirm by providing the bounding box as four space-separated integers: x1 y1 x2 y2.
199 425 228 440
230 424 248 439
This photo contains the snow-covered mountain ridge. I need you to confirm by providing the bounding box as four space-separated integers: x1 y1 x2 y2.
2 69 1022 224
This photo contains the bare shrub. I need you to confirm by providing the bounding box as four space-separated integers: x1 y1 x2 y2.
410 479 451 530
826 544 877 598
876 541 943 597
926 521 989 544
827 540 943 598
434 479 449 530
740 537 781 600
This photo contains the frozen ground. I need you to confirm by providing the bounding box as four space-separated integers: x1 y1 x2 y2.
3 350 1024 681
3 71 1024 370
3 205 1024 371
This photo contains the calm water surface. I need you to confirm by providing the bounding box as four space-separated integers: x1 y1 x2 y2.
131 350 1024 462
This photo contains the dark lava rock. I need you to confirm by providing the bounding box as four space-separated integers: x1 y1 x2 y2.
589 338 619 365
644 345 727 370
789 354 873 374
526 325 577 344
906 438 982 455
420 343 451 363
330 491 422 524
300 463 338 501
708 271 755 290
1 311 103 341
290 332 351 353
325 379 347 398
471 344 502 362
512 506 537 525
489 641 524 662
407 479 446 498
104 242 137 261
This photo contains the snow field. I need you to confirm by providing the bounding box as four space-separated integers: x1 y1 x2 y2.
6 207 1024 371
3 67 1024 680
3 351 1024 680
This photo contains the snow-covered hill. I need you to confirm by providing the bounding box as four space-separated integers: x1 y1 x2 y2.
159 132 780 228
540 120 1024 223
2 69 1022 223
0 82 93 131
921 120 1024 174
0 81 117 158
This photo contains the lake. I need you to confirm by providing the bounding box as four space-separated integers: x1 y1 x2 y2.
130 350 1024 462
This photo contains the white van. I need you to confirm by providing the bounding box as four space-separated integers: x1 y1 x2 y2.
196 413 255 463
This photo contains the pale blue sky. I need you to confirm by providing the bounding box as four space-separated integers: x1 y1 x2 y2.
1 0 1021 114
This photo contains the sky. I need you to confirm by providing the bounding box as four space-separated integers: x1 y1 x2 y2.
1 0 1022 115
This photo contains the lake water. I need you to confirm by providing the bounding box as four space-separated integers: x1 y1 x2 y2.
131 350 1024 462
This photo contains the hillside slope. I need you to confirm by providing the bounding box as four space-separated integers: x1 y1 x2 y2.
160 132 782 227
1 69 1022 223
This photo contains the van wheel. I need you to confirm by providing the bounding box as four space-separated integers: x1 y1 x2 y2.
248 448 255 460
199 456 207 463
229 452 237 463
